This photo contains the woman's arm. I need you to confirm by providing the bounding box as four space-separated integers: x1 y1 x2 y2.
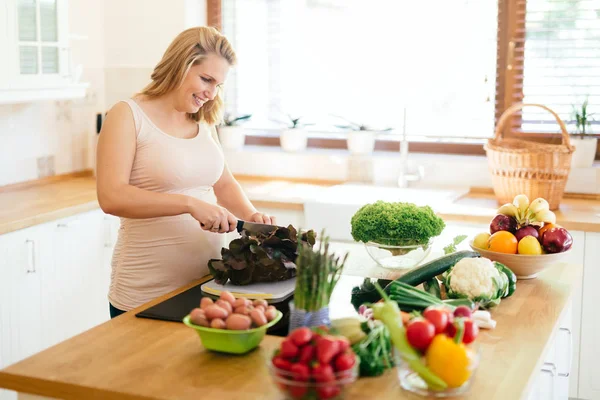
96 103 237 233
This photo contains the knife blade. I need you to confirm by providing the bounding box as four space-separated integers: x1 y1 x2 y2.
236 220 280 234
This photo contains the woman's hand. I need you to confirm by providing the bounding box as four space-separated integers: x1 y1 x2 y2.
189 199 237 233
247 211 277 226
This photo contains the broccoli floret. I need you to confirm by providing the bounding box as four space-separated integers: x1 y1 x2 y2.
350 201 445 246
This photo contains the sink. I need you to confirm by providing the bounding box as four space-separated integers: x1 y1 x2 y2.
304 184 469 242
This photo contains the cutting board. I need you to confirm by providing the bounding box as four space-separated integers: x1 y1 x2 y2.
200 278 296 302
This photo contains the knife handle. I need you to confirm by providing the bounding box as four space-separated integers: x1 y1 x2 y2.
236 220 245 233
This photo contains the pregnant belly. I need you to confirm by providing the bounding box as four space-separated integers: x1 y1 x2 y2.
113 214 224 297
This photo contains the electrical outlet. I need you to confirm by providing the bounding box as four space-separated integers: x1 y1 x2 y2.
36 155 56 178
37 156 48 178
46 155 55 176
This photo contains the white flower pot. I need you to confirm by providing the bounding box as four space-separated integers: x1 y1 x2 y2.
570 137 597 168
217 126 246 150
347 131 376 155
280 129 307 152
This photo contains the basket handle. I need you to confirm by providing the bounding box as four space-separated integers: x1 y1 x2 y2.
494 103 572 148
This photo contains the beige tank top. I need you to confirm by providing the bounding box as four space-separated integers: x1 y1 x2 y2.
108 99 225 311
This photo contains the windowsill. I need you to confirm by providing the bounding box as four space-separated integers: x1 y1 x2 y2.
223 145 600 195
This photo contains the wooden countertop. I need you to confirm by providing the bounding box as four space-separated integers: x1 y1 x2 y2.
0 262 581 400
1 172 599 236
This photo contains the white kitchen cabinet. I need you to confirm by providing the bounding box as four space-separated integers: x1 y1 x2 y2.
0 0 87 103
577 232 600 400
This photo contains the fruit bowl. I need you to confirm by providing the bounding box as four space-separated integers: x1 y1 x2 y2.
364 239 434 270
183 310 282 354
470 243 572 279
268 358 359 400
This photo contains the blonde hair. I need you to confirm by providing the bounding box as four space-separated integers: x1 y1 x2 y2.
140 26 236 125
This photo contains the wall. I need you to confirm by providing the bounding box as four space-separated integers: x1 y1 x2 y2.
0 0 207 187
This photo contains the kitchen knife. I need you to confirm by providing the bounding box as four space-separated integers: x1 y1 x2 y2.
236 220 280 234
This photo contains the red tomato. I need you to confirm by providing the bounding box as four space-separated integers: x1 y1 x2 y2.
406 319 436 351
423 307 450 334
280 339 299 359
317 385 341 400
298 344 315 364
290 363 310 382
289 327 313 347
333 352 356 372
446 318 479 344
311 363 335 383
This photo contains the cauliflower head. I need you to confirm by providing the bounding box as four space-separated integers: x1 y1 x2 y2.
444 257 506 308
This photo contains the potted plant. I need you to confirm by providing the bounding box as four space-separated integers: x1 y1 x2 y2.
570 99 596 168
335 118 392 155
279 115 313 152
217 113 252 150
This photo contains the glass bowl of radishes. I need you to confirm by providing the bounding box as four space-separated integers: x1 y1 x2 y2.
269 326 360 400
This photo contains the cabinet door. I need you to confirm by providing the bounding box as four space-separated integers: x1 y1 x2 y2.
0 225 48 365
0 1 9 90
578 232 600 400
0 233 17 400
42 210 106 348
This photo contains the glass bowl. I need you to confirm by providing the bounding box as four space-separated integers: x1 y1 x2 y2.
394 345 480 398
268 359 359 400
364 239 434 270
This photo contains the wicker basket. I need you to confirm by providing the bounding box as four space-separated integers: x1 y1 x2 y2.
484 103 575 210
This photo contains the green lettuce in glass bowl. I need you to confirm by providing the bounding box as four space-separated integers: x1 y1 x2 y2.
351 201 445 270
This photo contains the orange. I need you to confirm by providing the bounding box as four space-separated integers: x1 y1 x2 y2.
487 231 518 254
538 223 559 239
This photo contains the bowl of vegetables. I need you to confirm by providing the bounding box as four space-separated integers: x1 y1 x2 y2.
351 201 445 270
269 327 360 400
183 291 282 354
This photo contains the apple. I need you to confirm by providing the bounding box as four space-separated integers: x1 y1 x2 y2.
542 227 573 254
515 225 539 242
490 214 517 234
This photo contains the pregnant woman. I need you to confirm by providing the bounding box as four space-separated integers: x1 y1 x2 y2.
96 26 274 318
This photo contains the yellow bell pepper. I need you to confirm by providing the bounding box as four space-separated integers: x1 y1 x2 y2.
425 334 473 388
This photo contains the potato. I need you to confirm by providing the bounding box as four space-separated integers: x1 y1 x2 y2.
210 318 226 329
204 304 228 320
234 306 251 316
265 307 278 322
189 308 209 327
200 297 214 310
253 299 269 308
219 290 236 306
250 309 267 327
216 299 233 314
226 314 252 330
233 298 247 308
254 305 266 313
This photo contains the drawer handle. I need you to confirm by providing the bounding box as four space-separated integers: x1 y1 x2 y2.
25 239 36 273
558 327 572 377
541 364 556 400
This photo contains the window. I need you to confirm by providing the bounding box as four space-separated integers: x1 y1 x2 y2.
500 0 600 135
213 0 599 155
17 0 60 75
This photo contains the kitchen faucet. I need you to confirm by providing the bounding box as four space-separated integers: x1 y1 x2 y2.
397 108 424 188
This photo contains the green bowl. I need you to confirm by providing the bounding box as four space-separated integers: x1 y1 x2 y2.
182 311 283 354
